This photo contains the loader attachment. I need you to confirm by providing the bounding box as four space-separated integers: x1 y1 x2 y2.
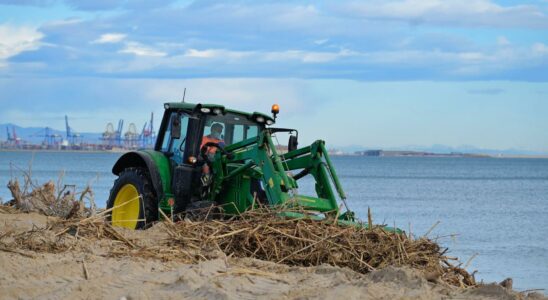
204 129 402 233
209 130 354 221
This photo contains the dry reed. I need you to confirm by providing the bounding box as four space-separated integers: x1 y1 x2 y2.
0 203 476 288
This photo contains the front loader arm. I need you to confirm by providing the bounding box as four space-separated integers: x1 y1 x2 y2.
281 140 350 210
210 132 295 207
210 131 354 220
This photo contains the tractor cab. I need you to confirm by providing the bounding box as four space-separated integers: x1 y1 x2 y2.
108 101 358 230
157 105 267 165
152 103 275 213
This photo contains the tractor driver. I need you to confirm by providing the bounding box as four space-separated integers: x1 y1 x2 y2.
200 123 225 174
201 123 225 152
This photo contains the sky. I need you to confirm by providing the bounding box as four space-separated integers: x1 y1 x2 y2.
0 0 547 153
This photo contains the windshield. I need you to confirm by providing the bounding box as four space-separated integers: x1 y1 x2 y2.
204 113 261 146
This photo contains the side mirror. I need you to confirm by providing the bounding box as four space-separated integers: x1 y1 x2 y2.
171 114 181 139
288 135 298 152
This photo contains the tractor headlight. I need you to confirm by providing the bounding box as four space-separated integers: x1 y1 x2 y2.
266 119 274 125
188 156 197 164
255 116 265 123
213 108 223 115
200 107 211 113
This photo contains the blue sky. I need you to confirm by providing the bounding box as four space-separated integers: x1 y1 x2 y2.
0 0 547 153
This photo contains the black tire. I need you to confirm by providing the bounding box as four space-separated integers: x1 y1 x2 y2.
107 167 158 229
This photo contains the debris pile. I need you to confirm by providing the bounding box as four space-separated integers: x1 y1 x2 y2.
6 179 96 219
168 208 476 288
0 202 475 288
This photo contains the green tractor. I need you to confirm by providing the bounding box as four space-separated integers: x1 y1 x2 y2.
107 102 356 229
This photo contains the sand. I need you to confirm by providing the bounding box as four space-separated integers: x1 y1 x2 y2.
0 211 545 300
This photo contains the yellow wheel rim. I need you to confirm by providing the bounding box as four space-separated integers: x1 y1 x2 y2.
112 184 141 229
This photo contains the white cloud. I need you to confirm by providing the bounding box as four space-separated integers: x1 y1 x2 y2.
338 0 548 28
532 43 548 55
44 18 84 27
314 39 329 45
497 36 510 46
183 48 356 64
0 25 43 61
92 33 127 44
273 4 320 25
94 42 547 79
264 49 355 63
119 42 167 57
184 49 251 60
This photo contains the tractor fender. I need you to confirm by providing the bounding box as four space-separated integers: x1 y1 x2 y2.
112 151 172 201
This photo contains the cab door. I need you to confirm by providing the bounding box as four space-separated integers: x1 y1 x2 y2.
159 112 199 212
159 112 190 164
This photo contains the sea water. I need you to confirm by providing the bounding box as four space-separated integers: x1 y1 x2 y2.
0 151 547 291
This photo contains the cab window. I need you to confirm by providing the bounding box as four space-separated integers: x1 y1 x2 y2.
205 113 260 146
161 112 189 164
232 124 258 144
160 120 172 152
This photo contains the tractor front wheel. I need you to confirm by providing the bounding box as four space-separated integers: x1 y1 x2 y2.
107 167 158 229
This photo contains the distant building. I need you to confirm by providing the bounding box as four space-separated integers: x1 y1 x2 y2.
355 150 384 156
328 149 345 155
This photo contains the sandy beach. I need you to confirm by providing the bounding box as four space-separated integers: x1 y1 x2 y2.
1 210 545 300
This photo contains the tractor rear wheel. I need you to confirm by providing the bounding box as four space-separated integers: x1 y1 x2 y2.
107 167 158 229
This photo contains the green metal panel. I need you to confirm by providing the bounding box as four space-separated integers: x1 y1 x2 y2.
142 150 173 210
225 136 259 152
142 150 172 193
277 211 402 233
314 161 339 212
218 173 254 215
283 154 313 170
264 133 293 190
280 146 312 160
319 142 347 199
293 195 337 212
253 143 290 205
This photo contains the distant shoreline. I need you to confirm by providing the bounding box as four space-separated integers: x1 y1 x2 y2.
0 148 127 154
345 154 548 159
1 148 548 159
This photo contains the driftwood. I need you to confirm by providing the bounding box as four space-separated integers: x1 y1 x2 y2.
7 179 95 219
166 208 477 287
0 204 476 288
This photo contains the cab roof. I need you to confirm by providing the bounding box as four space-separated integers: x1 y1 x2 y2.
164 102 275 125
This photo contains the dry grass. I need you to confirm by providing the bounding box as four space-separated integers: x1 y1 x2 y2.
0 204 476 288
168 207 476 287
